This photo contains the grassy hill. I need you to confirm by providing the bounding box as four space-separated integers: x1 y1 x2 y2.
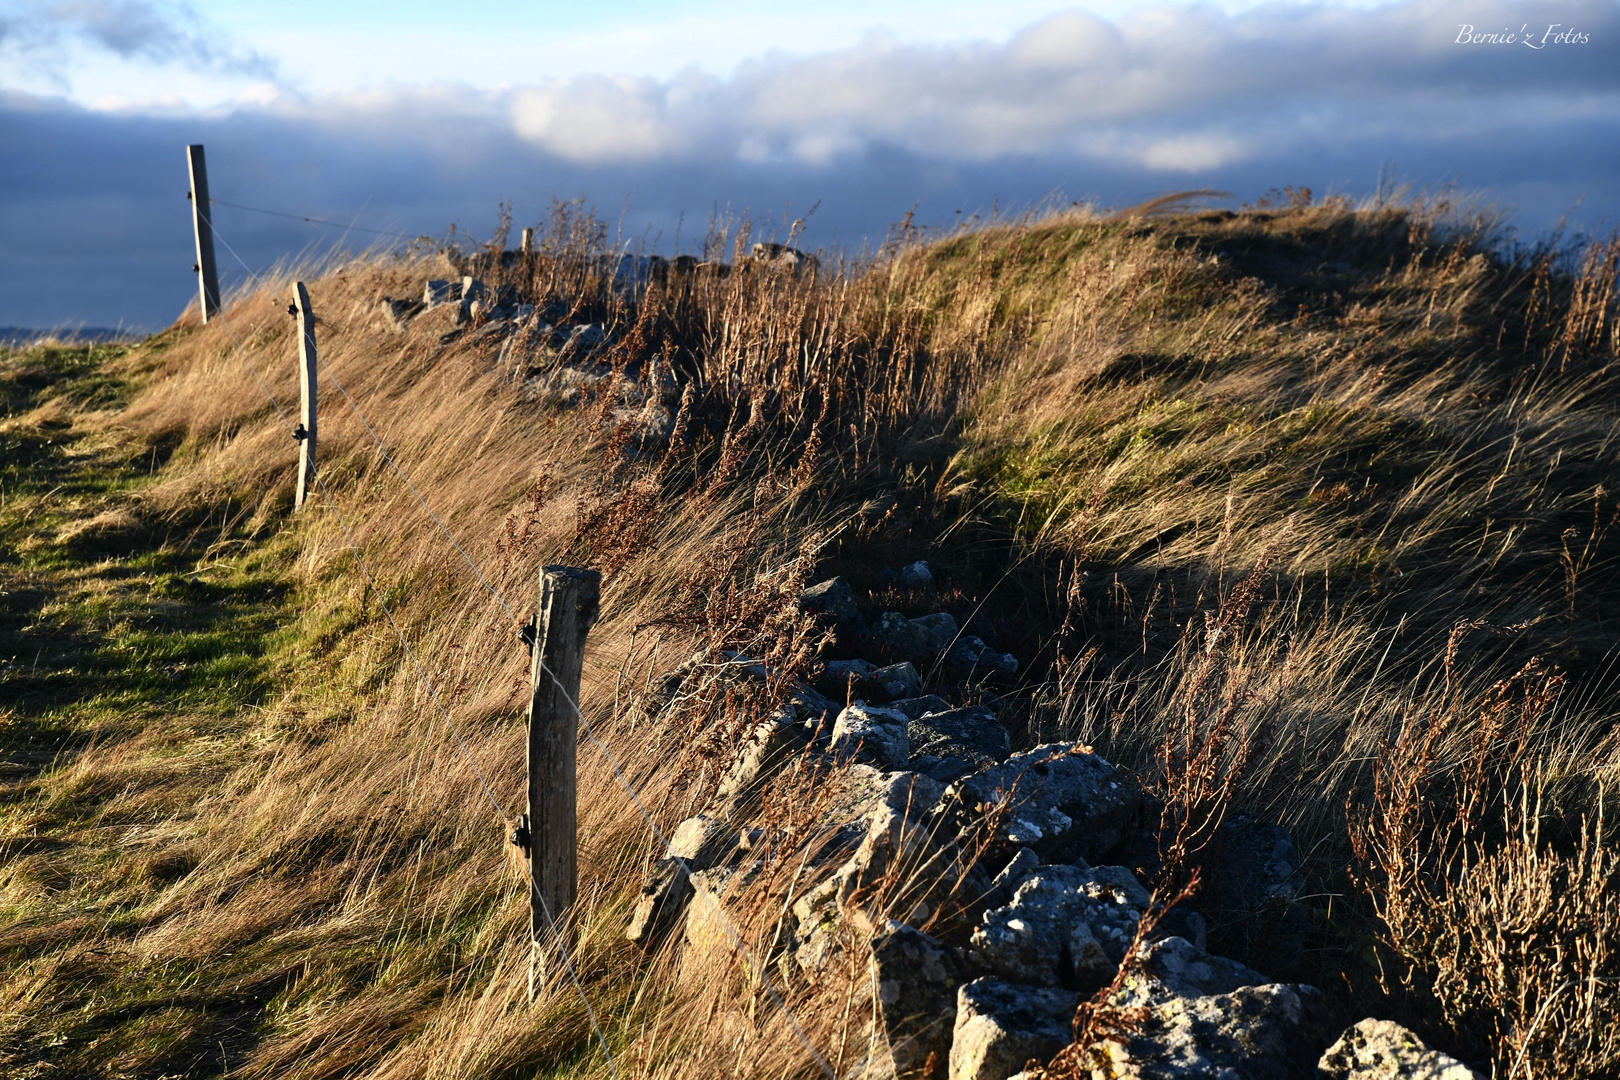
2 194 1617 1078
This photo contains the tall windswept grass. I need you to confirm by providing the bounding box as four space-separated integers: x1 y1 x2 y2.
1 191 1617 1077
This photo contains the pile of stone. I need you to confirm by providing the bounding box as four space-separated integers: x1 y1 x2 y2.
620 572 1482 1080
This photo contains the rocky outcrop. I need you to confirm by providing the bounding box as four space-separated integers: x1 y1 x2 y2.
1318 1020 1483 1080
871 922 969 1077
1091 983 1337 1079
832 703 912 770
970 865 1152 990
949 979 1077 1080
946 744 1140 865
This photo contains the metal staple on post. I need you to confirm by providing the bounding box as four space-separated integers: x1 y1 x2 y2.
524 565 600 1001
185 145 222 322
291 282 318 510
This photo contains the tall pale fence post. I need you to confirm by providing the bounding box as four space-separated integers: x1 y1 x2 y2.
291 282 318 510
185 145 222 323
520 227 535 254
525 565 600 1001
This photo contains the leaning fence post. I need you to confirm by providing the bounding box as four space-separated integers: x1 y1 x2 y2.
524 565 600 1001
185 145 222 323
291 282 318 510
520 227 535 254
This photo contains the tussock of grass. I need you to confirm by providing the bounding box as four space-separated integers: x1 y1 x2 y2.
1 193 1617 1077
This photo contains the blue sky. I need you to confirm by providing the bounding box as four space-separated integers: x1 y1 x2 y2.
2 0 1617 330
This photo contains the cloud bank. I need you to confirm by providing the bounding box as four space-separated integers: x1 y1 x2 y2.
2 0 1616 328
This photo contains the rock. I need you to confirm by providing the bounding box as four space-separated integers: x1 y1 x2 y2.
423 278 457 306
1318 1019 1482 1080
869 661 924 702
871 922 970 1077
837 770 961 930
943 637 1018 676
819 658 876 701
889 695 953 720
869 612 940 662
714 708 811 812
626 857 694 946
949 978 1077 1080
681 865 759 976
751 241 818 272
946 744 1140 865
666 815 740 870
378 296 422 331
981 847 1040 910
970 865 1151 990
1116 936 1265 1006
786 681 841 732
1091 982 1336 1079
909 706 1010 770
832 703 912 770
911 612 959 652
900 560 935 589
800 576 866 636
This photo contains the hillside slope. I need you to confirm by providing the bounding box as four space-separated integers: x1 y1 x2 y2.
2 197 1618 1078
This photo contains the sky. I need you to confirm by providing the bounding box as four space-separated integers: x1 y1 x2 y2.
1 0 1617 331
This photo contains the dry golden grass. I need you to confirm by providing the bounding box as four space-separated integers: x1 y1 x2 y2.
1 193 1617 1078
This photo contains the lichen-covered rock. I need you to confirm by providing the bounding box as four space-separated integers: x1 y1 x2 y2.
818 658 876 701
890 695 953 720
714 708 810 812
869 611 943 662
1092 982 1336 1079
947 744 1140 865
910 706 1010 770
1115 935 1265 1005
970 865 1151 990
800 576 866 635
832 703 912 770
1318 1019 1482 1080
626 857 694 946
871 922 970 1078
869 661 925 702
911 612 959 651
942 636 1018 676
900 560 935 589
949 978 1077 1080
665 815 740 870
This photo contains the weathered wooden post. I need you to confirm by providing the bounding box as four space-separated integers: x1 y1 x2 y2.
523 565 600 1001
520 227 535 255
185 145 222 322
291 282 318 509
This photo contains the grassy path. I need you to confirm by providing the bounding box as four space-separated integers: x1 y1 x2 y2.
0 343 295 1077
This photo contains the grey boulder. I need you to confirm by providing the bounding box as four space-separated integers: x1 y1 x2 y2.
949 978 1077 1080
947 743 1141 865
871 922 970 1078
970 865 1151 990
800 577 865 635
625 857 694 946
832 703 912 770
1318 1019 1482 1080
1092 982 1336 1079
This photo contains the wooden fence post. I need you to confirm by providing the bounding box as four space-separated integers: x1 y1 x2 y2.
520 227 535 255
525 565 600 1001
185 145 222 323
291 282 318 510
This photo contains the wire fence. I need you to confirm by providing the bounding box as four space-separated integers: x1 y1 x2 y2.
203 221 838 1079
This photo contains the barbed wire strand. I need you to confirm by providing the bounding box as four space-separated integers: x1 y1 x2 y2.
202 294 620 1079
209 196 417 241
206 230 836 1079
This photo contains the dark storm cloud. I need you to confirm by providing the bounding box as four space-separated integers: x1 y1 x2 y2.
2 0 1616 329
0 1 278 78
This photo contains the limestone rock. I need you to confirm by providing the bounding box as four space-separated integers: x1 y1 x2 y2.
714 708 810 811
1093 983 1336 1079
1205 814 1308 970
819 658 876 701
942 636 1018 676
666 815 740 870
981 847 1041 911
947 744 1140 865
869 661 924 702
832 703 912 770
801 577 865 635
900 560 935 589
870 611 942 662
871 922 969 1077
970 865 1151 990
911 612 959 651
626 857 694 946
1318 1019 1482 1080
1115 935 1265 1006
909 706 1010 769
889 695 953 720
949 978 1077 1080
